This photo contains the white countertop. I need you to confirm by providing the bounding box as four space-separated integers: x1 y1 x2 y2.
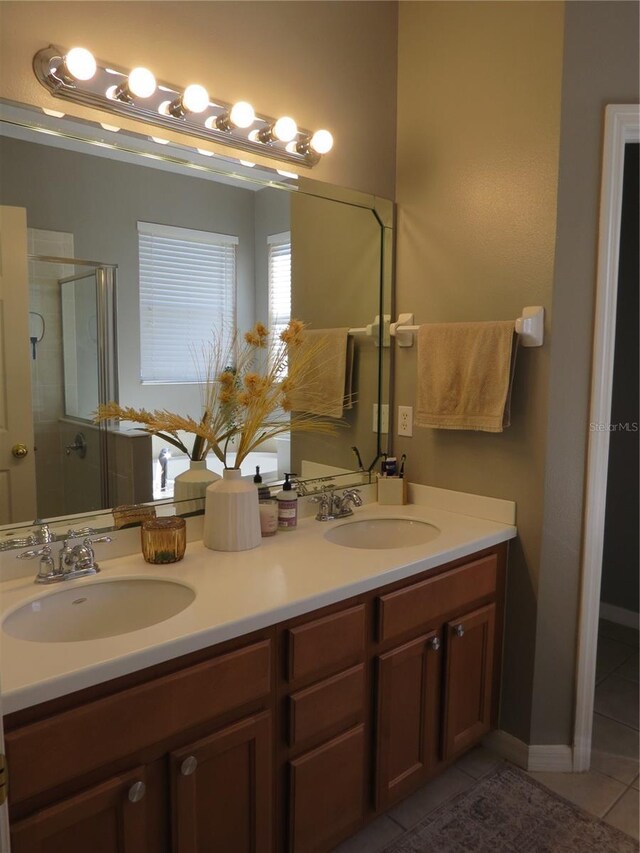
0 493 516 715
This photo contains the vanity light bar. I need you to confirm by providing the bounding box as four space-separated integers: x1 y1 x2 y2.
33 45 334 168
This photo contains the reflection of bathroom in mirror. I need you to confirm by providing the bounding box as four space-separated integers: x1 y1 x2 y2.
0 105 392 530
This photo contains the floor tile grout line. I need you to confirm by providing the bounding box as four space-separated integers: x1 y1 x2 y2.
593 708 640 732
600 779 633 820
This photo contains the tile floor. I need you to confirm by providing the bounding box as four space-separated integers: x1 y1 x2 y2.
334 617 639 852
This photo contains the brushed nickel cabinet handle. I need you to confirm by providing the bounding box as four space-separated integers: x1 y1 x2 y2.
430 636 441 651
128 781 146 803
454 624 465 638
181 755 198 776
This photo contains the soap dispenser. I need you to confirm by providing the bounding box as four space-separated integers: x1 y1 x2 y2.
253 466 271 500
276 473 298 530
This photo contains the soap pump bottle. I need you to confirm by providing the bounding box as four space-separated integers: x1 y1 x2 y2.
253 466 271 500
276 473 298 530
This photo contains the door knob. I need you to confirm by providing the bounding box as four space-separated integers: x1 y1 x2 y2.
454 624 465 638
11 443 28 459
128 781 146 803
181 755 198 776
430 636 441 651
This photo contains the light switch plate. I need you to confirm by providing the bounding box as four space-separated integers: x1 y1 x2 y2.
373 404 389 434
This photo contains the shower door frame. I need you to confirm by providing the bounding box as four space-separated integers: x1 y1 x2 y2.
29 255 119 511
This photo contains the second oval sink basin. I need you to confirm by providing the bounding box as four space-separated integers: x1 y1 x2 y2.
324 518 440 549
3 578 195 643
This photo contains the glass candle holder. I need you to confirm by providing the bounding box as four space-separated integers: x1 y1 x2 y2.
141 516 186 564
259 500 278 537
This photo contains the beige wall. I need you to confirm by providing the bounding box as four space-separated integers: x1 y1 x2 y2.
394 1 565 742
532 0 639 745
0 1 397 198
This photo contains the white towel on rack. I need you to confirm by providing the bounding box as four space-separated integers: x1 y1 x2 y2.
415 321 518 432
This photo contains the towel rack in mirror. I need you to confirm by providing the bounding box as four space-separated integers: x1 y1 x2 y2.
390 306 545 348
348 314 391 347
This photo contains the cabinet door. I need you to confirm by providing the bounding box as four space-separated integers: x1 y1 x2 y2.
11 766 148 853
375 631 441 810
443 602 496 759
289 724 365 853
171 711 271 853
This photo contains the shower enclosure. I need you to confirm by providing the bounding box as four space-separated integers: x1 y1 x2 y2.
28 253 118 519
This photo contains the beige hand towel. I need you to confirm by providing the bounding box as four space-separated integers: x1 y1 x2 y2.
289 328 354 419
415 321 518 432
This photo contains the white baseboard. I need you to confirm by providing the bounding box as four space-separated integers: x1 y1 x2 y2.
483 730 574 772
527 745 574 772
600 602 639 630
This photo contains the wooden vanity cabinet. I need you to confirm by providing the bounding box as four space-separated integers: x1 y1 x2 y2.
10 765 151 853
6 543 507 853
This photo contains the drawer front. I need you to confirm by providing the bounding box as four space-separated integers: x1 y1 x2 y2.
289 664 365 748
289 725 365 853
287 605 366 683
378 554 497 643
7 639 271 804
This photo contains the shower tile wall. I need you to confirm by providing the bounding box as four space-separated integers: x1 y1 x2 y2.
28 228 74 518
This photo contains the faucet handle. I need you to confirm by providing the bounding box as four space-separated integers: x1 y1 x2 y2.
67 527 96 538
16 545 52 560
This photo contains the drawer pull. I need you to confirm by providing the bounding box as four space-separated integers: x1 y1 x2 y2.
128 781 146 803
430 636 441 651
181 755 198 776
454 624 465 638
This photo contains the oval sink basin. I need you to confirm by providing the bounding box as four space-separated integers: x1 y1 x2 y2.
324 518 440 550
3 578 195 643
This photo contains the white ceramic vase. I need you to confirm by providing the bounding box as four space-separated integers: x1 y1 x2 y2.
173 459 220 515
203 468 262 551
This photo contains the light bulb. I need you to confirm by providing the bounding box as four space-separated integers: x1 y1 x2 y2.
310 129 333 154
64 47 97 81
182 84 209 113
230 101 255 129
128 67 156 99
273 116 297 142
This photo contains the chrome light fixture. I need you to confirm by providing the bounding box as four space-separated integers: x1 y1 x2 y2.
33 45 334 167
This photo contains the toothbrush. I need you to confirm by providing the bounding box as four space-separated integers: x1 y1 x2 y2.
399 454 406 478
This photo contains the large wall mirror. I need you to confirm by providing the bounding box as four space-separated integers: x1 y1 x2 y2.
0 101 393 541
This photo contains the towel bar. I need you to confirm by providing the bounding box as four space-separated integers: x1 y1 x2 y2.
347 314 391 347
390 306 545 348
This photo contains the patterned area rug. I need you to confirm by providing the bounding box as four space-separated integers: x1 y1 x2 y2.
382 765 638 853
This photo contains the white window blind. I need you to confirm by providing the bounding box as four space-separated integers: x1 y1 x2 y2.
138 222 237 383
267 232 291 366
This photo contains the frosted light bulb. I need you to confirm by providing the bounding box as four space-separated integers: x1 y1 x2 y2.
310 129 333 154
128 67 156 99
182 84 209 113
65 47 97 81
273 116 297 142
230 101 255 129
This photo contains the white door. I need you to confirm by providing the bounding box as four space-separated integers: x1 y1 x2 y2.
0 206 36 525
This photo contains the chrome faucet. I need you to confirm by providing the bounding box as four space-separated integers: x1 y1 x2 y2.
17 531 112 584
309 487 362 521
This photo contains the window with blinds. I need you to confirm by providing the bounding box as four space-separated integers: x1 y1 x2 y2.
138 222 237 383
267 231 291 367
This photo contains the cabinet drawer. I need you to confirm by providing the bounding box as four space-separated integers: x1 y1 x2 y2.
7 639 271 804
289 724 365 852
377 554 497 643
287 605 365 682
289 664 365 748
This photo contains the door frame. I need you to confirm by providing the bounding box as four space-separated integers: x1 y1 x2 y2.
573 104 639 772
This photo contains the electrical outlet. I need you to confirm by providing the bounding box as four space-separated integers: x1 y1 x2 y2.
373 404 389 434
398 405 413 437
